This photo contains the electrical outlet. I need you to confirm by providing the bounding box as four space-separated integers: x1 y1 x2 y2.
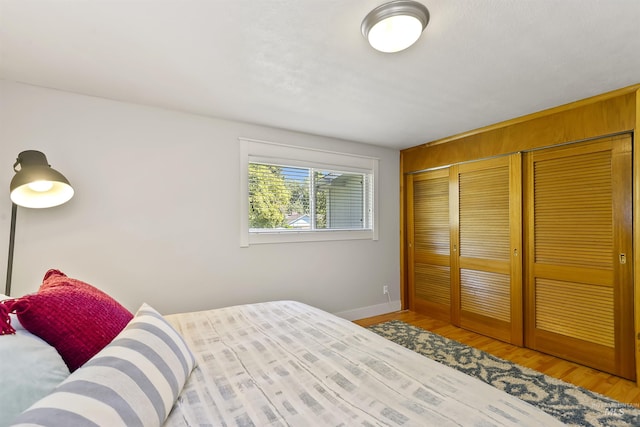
383 285 389 295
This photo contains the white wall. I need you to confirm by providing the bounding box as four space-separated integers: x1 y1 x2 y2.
0 81 400 318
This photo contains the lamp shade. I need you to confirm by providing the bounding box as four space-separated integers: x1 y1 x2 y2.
361 1 430 53
10 151 74 208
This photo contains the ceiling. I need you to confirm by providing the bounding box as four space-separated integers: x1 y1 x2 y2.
1 0 639 150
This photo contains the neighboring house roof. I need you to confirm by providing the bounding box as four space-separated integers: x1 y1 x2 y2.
287 214 310 228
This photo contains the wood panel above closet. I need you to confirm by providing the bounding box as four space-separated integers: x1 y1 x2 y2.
401 87 637 174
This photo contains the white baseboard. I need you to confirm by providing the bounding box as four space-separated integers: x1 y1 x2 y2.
333 300 402 321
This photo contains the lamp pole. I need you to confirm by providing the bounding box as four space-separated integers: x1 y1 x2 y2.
5 203 17 296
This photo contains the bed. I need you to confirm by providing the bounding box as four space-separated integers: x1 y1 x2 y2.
1 271 564 426
163 300 563 426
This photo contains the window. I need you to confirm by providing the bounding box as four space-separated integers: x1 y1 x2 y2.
249 163 373 230
240 138 378 246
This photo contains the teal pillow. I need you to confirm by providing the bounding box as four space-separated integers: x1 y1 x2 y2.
0 294 70 426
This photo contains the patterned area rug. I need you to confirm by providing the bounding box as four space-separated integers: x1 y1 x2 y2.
368 320 640 426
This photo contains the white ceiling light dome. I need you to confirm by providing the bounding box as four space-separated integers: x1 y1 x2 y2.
361 1 430 53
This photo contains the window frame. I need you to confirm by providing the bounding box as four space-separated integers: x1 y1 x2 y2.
240 138 379 247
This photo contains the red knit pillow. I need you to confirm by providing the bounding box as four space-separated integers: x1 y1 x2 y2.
5 269 133 371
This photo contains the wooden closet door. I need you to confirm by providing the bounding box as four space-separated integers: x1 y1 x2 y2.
452 154 523 345
407 169 452 321
524 135 634 380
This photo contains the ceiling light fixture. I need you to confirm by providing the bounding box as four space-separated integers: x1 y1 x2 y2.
361 0 430 53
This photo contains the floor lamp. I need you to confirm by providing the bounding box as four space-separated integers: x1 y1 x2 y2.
5 150 74 296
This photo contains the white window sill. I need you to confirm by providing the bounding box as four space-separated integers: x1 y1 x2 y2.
243 229 374 246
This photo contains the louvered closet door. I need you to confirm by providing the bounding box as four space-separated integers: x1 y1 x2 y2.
452 154 523 345
524 135 634 380
407 169 452 321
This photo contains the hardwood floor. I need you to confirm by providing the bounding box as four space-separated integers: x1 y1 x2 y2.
353 310 640 406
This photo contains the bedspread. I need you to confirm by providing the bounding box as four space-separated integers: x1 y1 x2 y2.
163 301 564 426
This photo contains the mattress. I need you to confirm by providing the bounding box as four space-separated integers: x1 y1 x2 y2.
164 300 564 426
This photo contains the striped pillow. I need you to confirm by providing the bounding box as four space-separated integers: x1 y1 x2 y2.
10 303 195 427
